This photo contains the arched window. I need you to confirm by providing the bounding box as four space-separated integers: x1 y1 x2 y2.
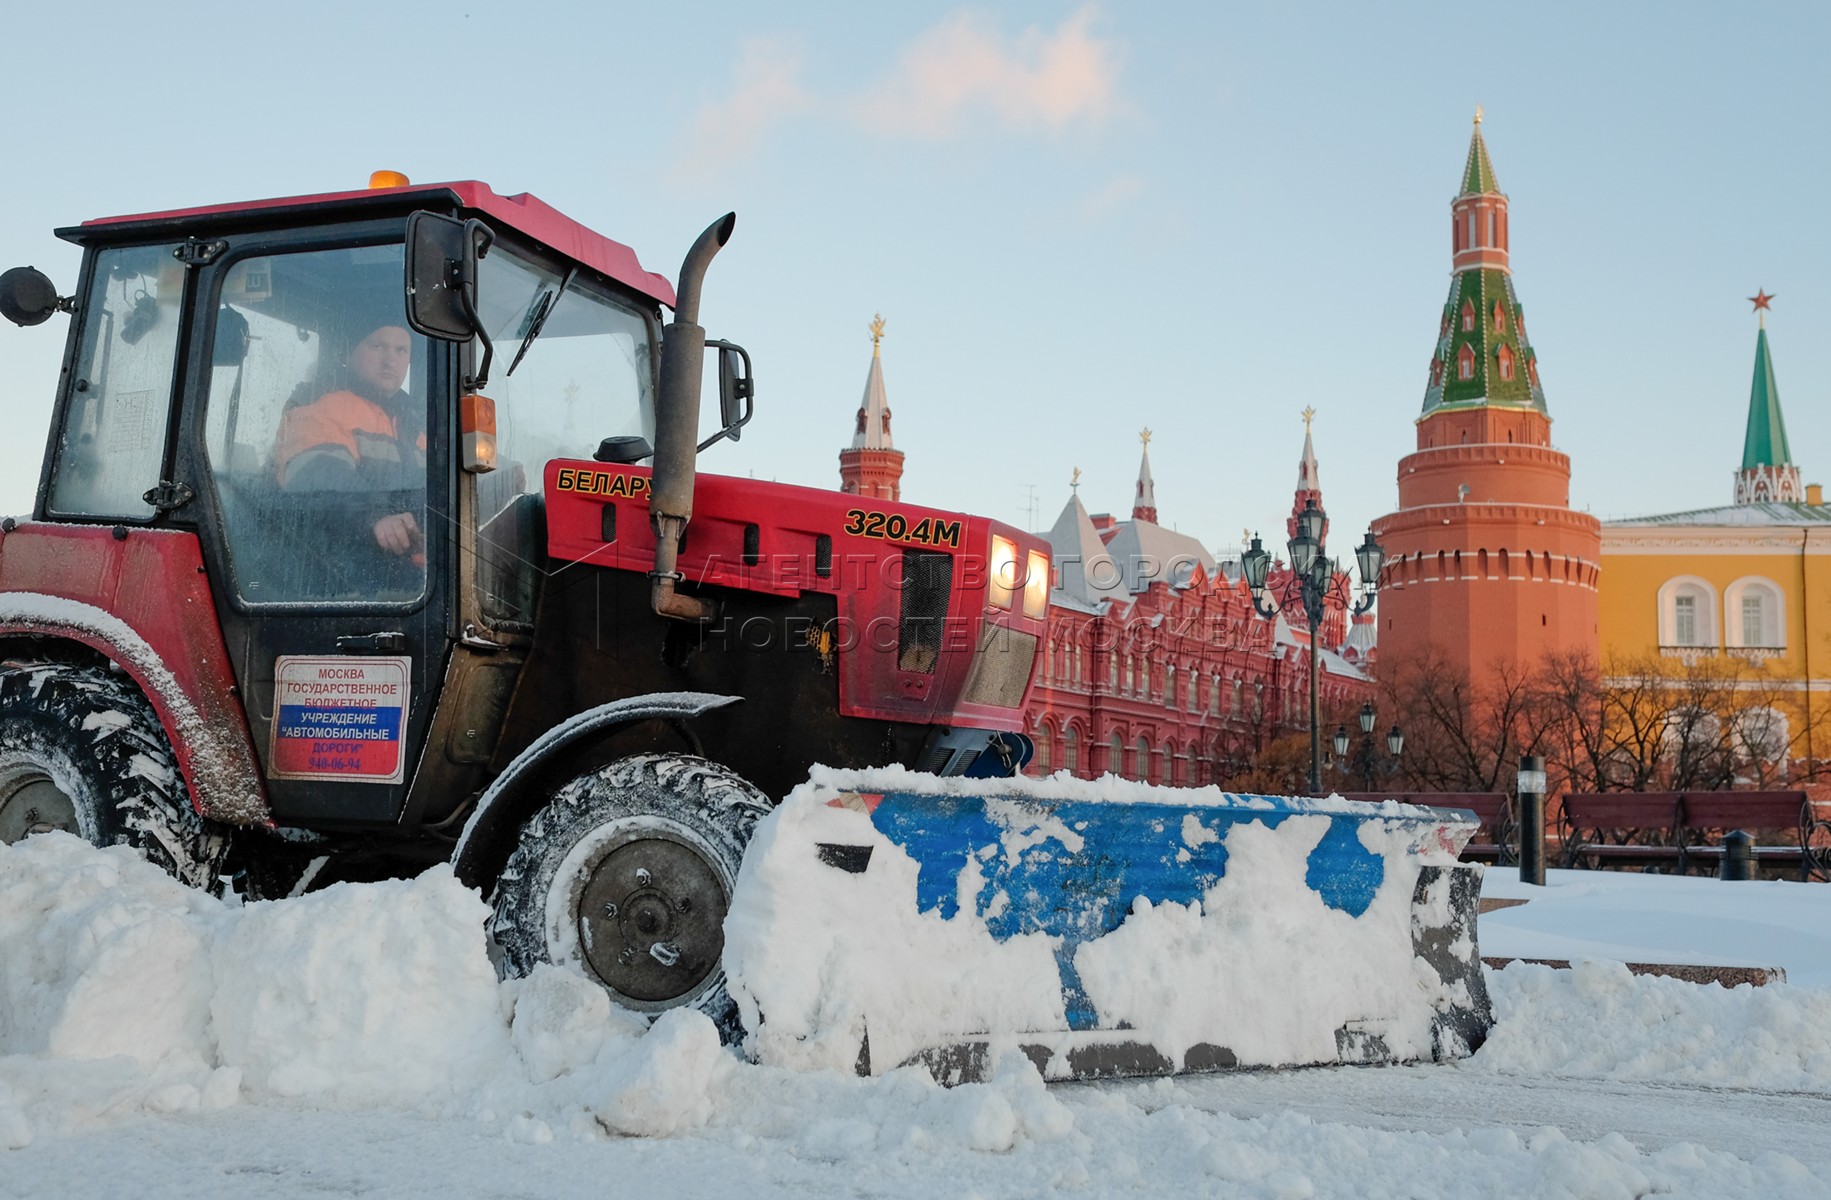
1457 344 1475 380
1109 733 1124 777
1724 576 1786 649
1136 736 1151 781
1165 664 1178 709
1035 721 1054 774
1158 747 1173 786
1460 300 1475 332
1496 344 1514 381
1657 576 1718 648
1491 300 1506 333
1107 654 1118 689
1063 726 1080 774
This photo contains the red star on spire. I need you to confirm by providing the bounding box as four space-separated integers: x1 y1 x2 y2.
1749 289 1775 313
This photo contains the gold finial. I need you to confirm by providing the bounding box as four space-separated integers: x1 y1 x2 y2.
1302 405 1316 431
1070 467 1082 493
1139 427 1152 448
869 313 886 357
1474 104 1483 126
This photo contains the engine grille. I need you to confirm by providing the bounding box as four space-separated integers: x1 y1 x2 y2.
897 549 952 674
960 624 1038 709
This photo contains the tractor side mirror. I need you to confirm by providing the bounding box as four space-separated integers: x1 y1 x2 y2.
698 339 754 451
405 211 496 387
0 266 64 328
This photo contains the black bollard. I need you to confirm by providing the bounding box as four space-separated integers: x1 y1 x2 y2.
1517 755 1546 887
1719 830 1754 881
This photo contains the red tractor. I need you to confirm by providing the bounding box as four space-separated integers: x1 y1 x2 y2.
0 177 1049 1031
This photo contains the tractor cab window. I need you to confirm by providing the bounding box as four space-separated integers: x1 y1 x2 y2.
471 245 656 625
201 243 432 605
48 244 187 520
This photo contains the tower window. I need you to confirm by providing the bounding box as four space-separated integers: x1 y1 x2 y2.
1496 345 1515 381
1487 210 1496 247
1458 345 1475 380
1492 302 1506 333
1461 301 1475 332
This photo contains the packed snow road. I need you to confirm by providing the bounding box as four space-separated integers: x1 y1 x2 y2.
4 836 1830 1198
4 1067 1828 1200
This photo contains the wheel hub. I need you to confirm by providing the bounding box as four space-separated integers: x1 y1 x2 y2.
0 771 79 844
577 837 728 1003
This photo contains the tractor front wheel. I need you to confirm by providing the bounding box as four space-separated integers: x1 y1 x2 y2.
488 754 770 1040
0 662 226 888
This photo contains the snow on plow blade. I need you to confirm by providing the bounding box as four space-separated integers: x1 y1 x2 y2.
724 770 1492 1085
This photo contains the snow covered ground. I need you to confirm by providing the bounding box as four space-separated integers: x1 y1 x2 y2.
3 834 1829 1199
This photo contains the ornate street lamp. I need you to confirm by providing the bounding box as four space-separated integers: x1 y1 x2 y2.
1333 703 1406 791
1242 498 1384 795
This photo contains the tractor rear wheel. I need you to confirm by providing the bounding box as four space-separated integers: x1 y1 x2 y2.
0 662 226 888
488 754 770 1040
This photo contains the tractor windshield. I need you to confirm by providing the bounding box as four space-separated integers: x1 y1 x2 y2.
472 245 656 625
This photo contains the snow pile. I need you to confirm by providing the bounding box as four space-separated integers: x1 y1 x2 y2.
725 773 1466 1074
1479 960 1831 1089
0 833 1074 1160
4 832 1831 1196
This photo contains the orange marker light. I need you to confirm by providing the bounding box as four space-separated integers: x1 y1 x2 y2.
460 393 497 473
368 170 411 189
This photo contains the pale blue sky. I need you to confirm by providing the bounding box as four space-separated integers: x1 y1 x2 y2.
3 1 1826 569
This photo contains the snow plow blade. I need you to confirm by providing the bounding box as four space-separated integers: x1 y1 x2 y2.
724 771 1492 1085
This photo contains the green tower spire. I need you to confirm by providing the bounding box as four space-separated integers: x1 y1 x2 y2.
1733 292 1803 504
1421 112 1546 418
1460 106 1500 196
1740 326 1792 471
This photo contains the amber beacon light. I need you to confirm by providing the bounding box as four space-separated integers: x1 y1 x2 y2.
368 170 411 189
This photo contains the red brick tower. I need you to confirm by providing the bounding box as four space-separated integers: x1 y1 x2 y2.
1372 111 1600 679
839 313 905 501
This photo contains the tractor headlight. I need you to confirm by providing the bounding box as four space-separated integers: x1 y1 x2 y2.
989 535 1018 609
1023 549 1049 618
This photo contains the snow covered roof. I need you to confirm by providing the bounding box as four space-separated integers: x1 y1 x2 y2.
1045 493 1129 608
1099 519 1216 594
1606 502 1831 527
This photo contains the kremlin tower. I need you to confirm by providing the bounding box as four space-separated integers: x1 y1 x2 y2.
1372 112 1600 678
1733 291 1802 505
839 314 904 500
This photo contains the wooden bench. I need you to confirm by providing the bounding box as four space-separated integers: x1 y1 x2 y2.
1676 791 1829 881
1560 790 1831 880
1558 793 1684 871
1337 792 1514 865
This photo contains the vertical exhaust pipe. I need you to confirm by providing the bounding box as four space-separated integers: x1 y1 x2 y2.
649 213 736 622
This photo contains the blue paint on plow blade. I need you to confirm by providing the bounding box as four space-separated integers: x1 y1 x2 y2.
861 792 1441 1033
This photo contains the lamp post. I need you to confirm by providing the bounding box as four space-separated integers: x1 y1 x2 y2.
1241 498 1384 795
1332 700 1404 791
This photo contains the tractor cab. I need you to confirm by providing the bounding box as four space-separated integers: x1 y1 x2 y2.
21 179 689 832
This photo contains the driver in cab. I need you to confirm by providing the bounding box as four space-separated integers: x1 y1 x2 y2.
273 319 428 571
